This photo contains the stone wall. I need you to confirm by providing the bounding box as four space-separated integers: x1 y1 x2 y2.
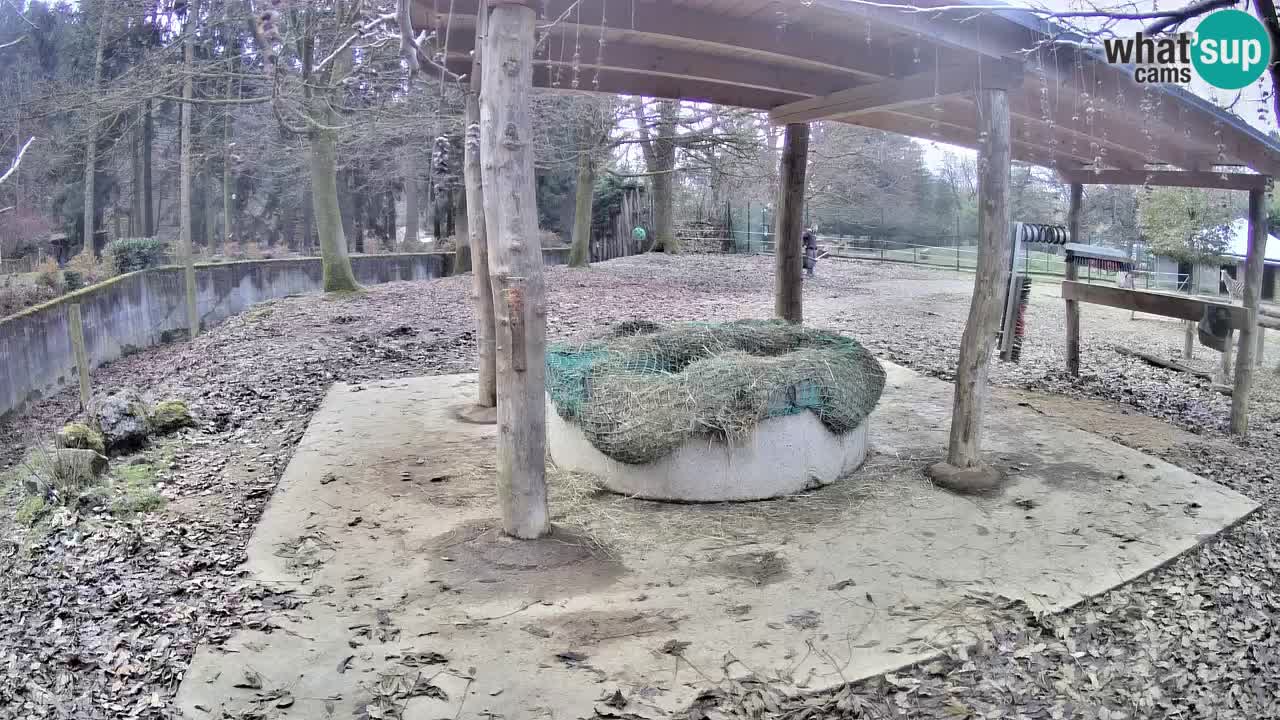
1 250 571 419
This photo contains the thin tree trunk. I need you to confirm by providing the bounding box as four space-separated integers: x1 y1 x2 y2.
568 150 595 267
131 121 143 237
481 2 548 538
81 12 107 258
180 17 199 338
143 101 154 237
946 87 1011 470
403 153 419 249
465 2 496 408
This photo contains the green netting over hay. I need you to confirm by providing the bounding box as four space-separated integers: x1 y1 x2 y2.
546 320 887 465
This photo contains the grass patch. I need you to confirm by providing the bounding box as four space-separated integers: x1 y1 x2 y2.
15 496 47 526
110 461 166 517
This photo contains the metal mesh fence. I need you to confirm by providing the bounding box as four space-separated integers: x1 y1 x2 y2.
546 320 886 465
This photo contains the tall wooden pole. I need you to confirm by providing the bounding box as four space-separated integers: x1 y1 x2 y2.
1230 185 1269 435
774 122 808 323
928 85 1011 493
480 0 549 538
1064 183 1082 376
180 16 199 339
466 0 497 409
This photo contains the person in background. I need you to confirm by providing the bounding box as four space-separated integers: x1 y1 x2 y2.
802 228 818 279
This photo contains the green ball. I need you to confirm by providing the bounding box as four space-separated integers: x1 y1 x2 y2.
1192 9 1271 91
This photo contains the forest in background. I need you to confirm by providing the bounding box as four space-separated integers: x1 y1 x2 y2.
0 0 1269 306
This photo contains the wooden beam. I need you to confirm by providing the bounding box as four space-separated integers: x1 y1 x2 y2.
446 58 804 110
946 86 1011 471
774 123 809 323
1065 183 1082 377
1060 281 1248 326
1231 187 1269 435
481 1 549 539
769 58 1021 125
1056 169 1271 191
444 29 864 100
853 110 1086 171
422 0 906 81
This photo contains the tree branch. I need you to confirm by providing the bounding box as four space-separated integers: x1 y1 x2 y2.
0 136 34 186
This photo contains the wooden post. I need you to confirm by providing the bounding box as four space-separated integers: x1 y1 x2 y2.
773 122 809 323
1184 321 1195 359
1064 183 1082 376
1230 186 1269 435
465 0 497 409
928 85 1011 493
67 303 91 411
1257 327 1266 367
480 0 549 539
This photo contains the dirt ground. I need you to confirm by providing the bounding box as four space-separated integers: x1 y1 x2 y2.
2 253 1280 719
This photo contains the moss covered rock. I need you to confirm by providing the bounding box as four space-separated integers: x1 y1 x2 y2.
55 422 106 455
150 399 195 435
90 390 151 454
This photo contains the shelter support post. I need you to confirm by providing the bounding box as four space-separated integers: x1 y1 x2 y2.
928 85 1011 493
1065 183 1082 376
480 0 549 538
774 122 809 323
465 0 496 410
1230 185 1270 435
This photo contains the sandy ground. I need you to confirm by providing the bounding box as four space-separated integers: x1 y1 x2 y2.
3 253 1280 719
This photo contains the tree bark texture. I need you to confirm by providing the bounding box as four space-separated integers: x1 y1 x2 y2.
1065 183 1082 376
480 2 549 539
306 37 359 292
81 11 107 258
143 101 154 237
946 88 1011 469
403 153 419 249
1230 187 1269 435
465 2 496 408
180 21 199 339
774 122 808 324
569 149 595 267
310 132 360 292
633 99 678 252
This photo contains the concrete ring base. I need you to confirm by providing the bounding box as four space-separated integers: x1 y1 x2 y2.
546 398 869 502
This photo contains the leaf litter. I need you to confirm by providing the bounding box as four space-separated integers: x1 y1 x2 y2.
0 255 1279 718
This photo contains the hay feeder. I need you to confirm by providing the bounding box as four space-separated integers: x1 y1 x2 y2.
545 320 886 502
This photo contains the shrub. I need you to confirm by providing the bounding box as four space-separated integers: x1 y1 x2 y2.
108 238 170 273
34 257 63 292
65 251 115 286
0 281 56 317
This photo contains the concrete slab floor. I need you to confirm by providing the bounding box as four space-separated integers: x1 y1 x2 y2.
177 365 1257 720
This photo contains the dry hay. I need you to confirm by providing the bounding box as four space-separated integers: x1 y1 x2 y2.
546 320 887 465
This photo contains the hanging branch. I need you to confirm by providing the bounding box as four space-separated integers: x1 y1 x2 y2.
0 136 34 186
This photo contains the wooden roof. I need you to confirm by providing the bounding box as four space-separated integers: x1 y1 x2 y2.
413 0 1280 177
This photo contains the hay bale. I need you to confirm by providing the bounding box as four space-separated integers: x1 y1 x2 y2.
546 320 886 465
